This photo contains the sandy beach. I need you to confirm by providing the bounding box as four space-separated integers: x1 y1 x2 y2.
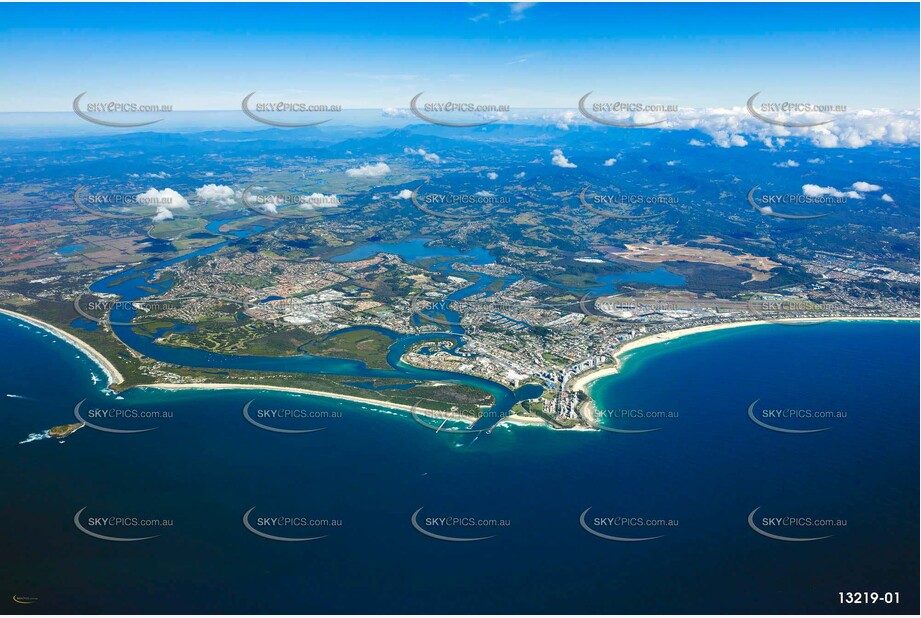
570 316 918 395
578 400 599 428
0 306 553 430
138 382 552 429
5 305 911 433
493 413 596 431
0 307 124 387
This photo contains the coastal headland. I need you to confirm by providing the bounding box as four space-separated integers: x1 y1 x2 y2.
3 307 916 433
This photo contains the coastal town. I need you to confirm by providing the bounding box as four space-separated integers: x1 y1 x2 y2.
17 242 918 433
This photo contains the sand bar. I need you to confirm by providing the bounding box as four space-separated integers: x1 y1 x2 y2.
7 307 910 432
0 307 551 429
137 382 551 429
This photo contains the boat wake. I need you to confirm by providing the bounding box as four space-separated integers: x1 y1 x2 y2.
19 431 50 444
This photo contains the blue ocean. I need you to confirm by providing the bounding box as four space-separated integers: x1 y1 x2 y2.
1 315 917 614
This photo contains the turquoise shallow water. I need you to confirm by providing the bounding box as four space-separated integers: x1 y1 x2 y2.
1 316 918 614
74 233 683 430
80 232 540 427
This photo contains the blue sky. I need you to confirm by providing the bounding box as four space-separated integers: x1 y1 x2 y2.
0 2 918 112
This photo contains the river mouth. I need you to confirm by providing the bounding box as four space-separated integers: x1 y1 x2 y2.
80 226 686 429
82 227 539 428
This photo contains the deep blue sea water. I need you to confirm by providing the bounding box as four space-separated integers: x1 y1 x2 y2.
1 316 917 614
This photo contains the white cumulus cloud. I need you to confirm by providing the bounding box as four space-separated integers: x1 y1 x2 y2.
802 184 863 200
136 188 190 222
730 134 749 147
851 181 881 192
346 162 391 178
544 110 579 130
551 149 576 168
676 107 918 149
195 184 237 206
404 147 441 164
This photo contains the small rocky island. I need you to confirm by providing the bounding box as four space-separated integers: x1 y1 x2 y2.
48 423 83 438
